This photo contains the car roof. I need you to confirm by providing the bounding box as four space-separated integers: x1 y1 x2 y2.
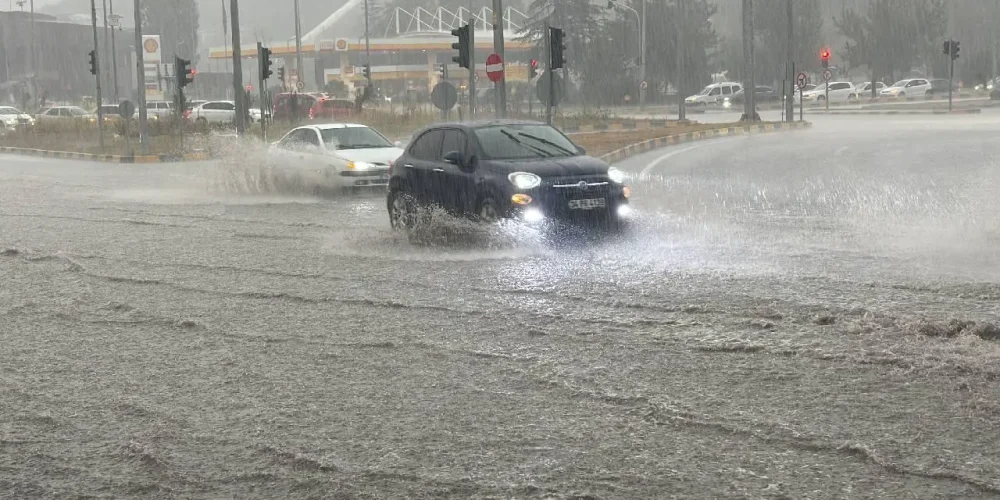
309 123 369 129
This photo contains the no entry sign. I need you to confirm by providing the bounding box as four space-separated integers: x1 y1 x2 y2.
486 53 504 82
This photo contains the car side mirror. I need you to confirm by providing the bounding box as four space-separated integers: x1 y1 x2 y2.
444 150 465 166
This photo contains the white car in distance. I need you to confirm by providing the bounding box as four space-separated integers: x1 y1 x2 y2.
798 81 858 104
268 124 404 189
186 100 261 124
880 78 932 99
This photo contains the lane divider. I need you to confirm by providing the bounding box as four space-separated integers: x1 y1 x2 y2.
0 147 210 163
598 121 812 165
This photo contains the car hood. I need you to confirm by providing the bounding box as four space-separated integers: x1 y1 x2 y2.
333 146 403 165
485 155 609 178
0 113 30 121
881 86 904 92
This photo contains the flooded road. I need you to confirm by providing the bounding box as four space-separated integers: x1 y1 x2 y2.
3 115 1000 498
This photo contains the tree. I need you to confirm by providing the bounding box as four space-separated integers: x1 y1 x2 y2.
520 0 602 105
643 0 718 96
752 0 823 84
140 0 199 62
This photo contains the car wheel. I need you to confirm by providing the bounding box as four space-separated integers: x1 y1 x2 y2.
478 196 501 223
387 189 417 230
898 92 906 99
925 90 933 99
817 95 825 101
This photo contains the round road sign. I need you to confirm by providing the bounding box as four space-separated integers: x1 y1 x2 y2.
822 69 832 82
296 80 306 90
431 81 458 111
486 53 504 83
639 80 648 90
118 100 135 118
796 72 807 87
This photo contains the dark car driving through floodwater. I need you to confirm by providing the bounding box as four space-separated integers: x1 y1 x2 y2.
386 120 632 233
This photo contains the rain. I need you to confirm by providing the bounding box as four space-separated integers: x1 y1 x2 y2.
3 0 1000 498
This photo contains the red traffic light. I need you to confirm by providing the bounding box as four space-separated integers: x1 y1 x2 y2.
820 49 830 60
530 58 538 68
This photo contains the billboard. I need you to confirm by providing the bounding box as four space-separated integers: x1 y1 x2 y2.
142 35 162 100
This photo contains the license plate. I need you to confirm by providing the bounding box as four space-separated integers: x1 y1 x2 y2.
568 198 606 210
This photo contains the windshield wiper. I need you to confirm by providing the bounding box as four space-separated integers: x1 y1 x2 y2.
500 129 552 158
516 132 575 156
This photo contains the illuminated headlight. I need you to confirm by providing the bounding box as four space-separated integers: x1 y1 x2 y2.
522 208 544 223
723 99 732 108
607 166 626 184
508 172 541 190
616 204 633 218
347 161 375 170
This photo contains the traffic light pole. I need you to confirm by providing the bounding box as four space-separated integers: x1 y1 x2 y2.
230 0 246 135
257 42 268 142
89 0 105 149
492 0 506 118
545 23 553 125
469 25 476 119
948 38 955 112
132 0 147 153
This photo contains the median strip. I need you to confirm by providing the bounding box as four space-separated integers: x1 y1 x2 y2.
596 121 812 165
0 146 210 163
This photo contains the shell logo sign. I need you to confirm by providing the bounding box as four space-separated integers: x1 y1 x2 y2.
335 38 349 51
143 38 158 53
141 35 161 63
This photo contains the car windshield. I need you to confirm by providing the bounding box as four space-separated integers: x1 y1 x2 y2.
892 80 910 87
0 107 21 115
810 83 827 92
474 124 579 160
68 107 89 116
320 126 394 149
697 86 715 95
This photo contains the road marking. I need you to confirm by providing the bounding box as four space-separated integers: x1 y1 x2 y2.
640 140 727 177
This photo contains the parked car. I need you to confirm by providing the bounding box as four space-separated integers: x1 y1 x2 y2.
272 93 318 121
928 78 959 96
309 97 357 121
185 100 260 124
854 81 886 96
35 106 95 123
0 106 34 133
685 82 743 106
798 82 858 104
725 85 780 107
880 78 932 99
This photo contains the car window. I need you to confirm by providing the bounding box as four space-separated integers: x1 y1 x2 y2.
320 126 394 150
440 129 468 159
709 87 721 96
220 102 235 111
721 86 732 95
410 130 444 160
830 83 849 91
0 107 20 114
299 129 320 147
473 124 579 160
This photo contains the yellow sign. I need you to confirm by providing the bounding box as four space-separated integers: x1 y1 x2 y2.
143 38 159 53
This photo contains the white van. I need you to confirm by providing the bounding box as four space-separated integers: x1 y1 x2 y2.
685 82 743 106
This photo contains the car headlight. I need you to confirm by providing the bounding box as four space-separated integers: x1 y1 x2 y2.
347 161 375 170
607 166 626 184
508 172 541 190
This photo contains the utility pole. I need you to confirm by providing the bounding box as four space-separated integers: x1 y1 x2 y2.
492 0 506 118
740 0 757 121
468 19 476 119
102 0 109 96
364 0 372 89
29 0 36 104
639 0 646 109
108 0 119 103
545 22 552 124
294 0 304 90
230 0 246 134
785 0 793 122
89 0 105 149
133 0 147 153
676 0 685 121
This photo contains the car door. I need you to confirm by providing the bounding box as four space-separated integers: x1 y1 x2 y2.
437 128 476 215
403 130 444 206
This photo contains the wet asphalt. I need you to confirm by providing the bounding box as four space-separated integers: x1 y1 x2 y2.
2 113 1000 499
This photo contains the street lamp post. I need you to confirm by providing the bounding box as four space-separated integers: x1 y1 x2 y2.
108 5 121 103
607 0 645 108
293 0 304 89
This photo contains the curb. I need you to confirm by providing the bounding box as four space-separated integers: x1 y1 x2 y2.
0 147 210 163
807 108 982 116
598 121 812 165
561 117 695 133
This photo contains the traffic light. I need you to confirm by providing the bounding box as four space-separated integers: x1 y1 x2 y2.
175 56 194 89
943 40 951 55
362 64 372 81
549 27 566 70
451 24 471 69
437 63 448 79
88 50 97 75
277 66 286 83
952 40 960 60
259 46 273 80
820 48 830 69
529 59 538 79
